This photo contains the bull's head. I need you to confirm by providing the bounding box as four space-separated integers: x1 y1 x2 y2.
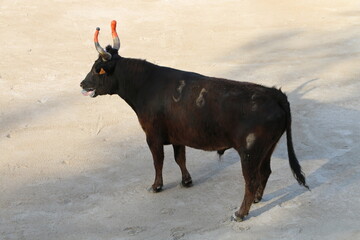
80 20 121 97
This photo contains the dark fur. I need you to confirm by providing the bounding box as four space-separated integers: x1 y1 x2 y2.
80 46 308 221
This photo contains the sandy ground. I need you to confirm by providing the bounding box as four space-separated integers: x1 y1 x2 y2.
1 0 360 239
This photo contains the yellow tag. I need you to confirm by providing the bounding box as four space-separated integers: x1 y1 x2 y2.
99 68 106 75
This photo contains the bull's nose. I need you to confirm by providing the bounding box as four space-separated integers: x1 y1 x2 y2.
80 81 84 88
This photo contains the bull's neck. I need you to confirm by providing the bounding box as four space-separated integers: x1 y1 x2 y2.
115 57 155 112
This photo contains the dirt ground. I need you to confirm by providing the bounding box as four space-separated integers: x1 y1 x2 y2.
1 0 360 239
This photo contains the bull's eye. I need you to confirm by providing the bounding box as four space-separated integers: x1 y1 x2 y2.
92 68 106 75
99 68 106 75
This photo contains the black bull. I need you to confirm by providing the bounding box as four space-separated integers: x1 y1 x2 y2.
80 23 308 222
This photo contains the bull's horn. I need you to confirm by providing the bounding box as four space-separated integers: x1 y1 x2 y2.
111 20 120 50
94 27 112 61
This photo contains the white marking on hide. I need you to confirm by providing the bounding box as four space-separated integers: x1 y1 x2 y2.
172 80 186 102
196 88 208 108
251 94 257 111
251 104 258 111
246 133 256 149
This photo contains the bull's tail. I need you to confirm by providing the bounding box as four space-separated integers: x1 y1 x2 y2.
277 90 309 190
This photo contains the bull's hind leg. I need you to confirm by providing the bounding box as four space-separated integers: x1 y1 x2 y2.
146 136 164 192
173 145 192 187
232 150 263 222
254 144 276 203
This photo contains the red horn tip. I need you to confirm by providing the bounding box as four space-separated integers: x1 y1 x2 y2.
111 20 117 30
94 27 100 43
111 20 118 39
110 20 120 50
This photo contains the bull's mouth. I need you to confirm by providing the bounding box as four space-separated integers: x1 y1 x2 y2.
81 88 96 97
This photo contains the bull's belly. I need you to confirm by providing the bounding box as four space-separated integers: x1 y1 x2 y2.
167 127 233 151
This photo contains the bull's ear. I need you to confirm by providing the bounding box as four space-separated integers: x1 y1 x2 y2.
103 60 117 74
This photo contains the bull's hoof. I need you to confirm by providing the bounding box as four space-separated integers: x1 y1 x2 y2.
148 184 163 193
181 178 193 188
231 212 245 222
254 197 262 203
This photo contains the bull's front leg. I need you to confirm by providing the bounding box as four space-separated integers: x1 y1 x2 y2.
146 135 164 192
